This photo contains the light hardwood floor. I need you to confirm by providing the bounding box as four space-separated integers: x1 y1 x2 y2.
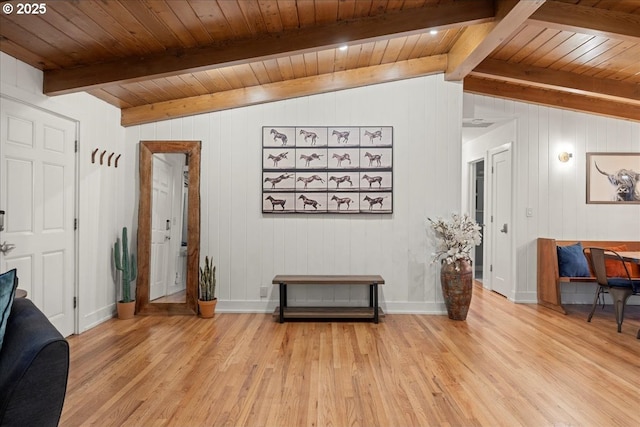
151 290 187 304
61 285 640 426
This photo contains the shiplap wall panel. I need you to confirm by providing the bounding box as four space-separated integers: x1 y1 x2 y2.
463 93 640 303
246 108 263 301
126 75 463 313
524 103 540 294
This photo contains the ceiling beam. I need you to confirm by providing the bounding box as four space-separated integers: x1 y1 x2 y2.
44 1 492 96
529 1 640 42
446 0 546 81
464 75 640 121
120 55 447 126
472 58 640 104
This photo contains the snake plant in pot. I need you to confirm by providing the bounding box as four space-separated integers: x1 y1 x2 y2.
198 256 217 318
114 226 137 319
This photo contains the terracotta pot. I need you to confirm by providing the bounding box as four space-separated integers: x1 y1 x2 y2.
198 298 217 318
440 259 473 320
117 300 135 320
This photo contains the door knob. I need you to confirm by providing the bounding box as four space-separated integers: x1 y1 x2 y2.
0 241 16 255
500 224 508 234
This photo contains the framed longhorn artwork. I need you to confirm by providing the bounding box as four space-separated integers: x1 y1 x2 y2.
586 152 640 204
262 126 393 214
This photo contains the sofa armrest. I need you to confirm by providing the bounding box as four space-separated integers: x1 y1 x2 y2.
0 298 69 427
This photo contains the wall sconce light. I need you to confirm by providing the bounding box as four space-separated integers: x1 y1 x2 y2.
558 152 573 163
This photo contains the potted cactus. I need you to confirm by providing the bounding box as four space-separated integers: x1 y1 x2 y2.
114 226 137 319
198 256 217 318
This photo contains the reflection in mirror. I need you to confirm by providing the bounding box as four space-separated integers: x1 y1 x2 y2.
137 141 201 315
150 153 189 304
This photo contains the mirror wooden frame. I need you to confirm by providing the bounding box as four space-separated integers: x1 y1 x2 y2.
137 140 201 315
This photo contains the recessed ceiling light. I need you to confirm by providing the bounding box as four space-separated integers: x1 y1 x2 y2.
430 30 438 35
339 45 348 51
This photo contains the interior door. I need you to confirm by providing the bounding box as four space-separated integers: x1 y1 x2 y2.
473 160 485 281
490 148 512 298
150 156 173 300
0 97 76 336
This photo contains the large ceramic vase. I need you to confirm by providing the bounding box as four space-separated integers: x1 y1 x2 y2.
440 259 473 320
198 299 217 318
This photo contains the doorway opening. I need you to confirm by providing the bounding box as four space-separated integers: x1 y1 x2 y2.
473 160 485 281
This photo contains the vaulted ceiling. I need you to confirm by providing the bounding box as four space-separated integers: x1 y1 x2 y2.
1 0 639 126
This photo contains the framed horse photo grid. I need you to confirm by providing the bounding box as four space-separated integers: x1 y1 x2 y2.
262 126 393 214
586 152 640 204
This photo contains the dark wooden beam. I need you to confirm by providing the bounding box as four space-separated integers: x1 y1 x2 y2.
529 1 640 41
446 0 546 81
44 0 493 95
464 75 640 121
120 55 447 126
472 58 640 104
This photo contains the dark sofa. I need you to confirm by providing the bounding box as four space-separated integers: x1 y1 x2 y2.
0 298 69 427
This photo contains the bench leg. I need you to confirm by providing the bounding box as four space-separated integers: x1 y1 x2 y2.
279 282 286 323
372 283 379 324
369 285 374 308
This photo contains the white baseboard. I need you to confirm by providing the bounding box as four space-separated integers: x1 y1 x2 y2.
561 292 640 306
513 291 537 304
80 303 116 333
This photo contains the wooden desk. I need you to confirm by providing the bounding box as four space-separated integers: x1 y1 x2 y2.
616 251 640 264
272 275 385 323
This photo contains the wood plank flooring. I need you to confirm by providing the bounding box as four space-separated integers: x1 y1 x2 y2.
61 285 640 426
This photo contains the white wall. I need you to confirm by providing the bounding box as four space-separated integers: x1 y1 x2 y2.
126 75 464 313
5 45 636 329
1 52 126 332
463 93 640 304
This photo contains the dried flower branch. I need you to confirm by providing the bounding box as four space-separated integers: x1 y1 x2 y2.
427 213 482 270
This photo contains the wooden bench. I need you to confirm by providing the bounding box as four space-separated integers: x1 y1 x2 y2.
272 275 385 323
537 238 640 314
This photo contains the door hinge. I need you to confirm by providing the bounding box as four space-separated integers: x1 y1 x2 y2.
491 215 494 222
73 296 77 309
491 166 494 173
74 218 78 230
75 140 78 153
490 264 493 272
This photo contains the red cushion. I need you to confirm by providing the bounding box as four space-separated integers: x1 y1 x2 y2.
604 245 638 278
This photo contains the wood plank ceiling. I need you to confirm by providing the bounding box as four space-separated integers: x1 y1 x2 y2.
1 0 639 126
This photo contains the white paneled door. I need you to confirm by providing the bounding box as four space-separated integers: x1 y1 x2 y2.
0 98 76 336
150 155 173 300
489 147 512 298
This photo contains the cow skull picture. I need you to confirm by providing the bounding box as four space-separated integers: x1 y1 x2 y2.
595 162 640 202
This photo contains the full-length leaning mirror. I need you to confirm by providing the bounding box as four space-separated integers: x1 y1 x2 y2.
137 141 201 315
